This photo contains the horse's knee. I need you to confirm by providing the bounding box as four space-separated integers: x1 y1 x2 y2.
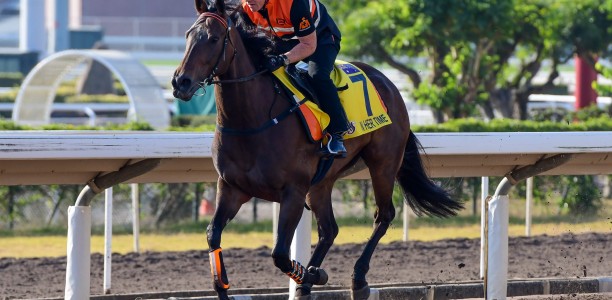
271 250 292 272
332 222 339 238
387 207 396 222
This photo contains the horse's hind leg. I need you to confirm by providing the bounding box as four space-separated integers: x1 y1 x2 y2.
351 148 402 300
206 179 250 300
295 185 338 299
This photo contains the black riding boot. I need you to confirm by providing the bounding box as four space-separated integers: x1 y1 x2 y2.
306 42 349 158
321 131 347 158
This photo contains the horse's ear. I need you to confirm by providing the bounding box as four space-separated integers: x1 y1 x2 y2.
195 0 208 14
215 0 227 17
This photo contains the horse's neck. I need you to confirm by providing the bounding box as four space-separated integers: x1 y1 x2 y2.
214 33 282 129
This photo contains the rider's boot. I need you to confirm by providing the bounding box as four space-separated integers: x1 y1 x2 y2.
323 132 347 158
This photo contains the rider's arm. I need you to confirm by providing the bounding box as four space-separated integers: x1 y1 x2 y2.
284 0 317 64
285 32 316 64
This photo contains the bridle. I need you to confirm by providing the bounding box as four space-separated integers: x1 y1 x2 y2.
197 12 266 86
195 12 304 137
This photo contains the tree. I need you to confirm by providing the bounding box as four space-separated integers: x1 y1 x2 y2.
490 0 612 120
149 183 194 228
335 0 612 121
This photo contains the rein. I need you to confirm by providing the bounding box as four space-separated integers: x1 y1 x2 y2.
208 69 267 85
198 12 304 136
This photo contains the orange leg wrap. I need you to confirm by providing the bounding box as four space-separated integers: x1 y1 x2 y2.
209 248 230 290
285 260 306 284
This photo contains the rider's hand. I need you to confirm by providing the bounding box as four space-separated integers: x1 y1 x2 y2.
264 54 288 72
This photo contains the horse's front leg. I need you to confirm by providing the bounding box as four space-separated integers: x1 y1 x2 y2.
272 187 327 295
295 188 337 299
206 179 250 300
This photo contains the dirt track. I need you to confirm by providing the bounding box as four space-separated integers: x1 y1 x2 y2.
0 232 610 299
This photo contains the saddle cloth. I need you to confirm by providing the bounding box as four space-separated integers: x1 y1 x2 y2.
272 60 392 142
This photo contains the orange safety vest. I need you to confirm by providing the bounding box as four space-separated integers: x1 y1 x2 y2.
242 0 318 39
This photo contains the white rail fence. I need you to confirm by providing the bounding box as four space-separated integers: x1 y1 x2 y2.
0 131 610 299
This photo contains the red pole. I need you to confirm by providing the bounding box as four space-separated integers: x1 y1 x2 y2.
574 55 598 110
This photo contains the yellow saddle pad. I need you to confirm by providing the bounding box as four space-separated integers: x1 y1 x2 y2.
272 60 392 142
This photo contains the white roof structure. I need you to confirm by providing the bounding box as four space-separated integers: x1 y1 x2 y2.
12 49 170 129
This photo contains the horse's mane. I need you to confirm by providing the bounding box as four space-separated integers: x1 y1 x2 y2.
228 6 280 68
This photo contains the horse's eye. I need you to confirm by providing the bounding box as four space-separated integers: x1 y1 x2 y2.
209 36 220 43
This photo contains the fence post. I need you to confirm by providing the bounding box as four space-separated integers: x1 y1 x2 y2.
402 202 409 241
289 209 312 300
131 183 140 253
526 177 533 237
65 205 91 300
479 176 489 279
104 187 113 294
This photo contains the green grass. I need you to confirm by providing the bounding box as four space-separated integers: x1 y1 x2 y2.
1 199 609 258
141 59 181 66
0 219 612 257
1 215 610 258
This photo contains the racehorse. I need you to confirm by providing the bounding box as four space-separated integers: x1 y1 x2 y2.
171 1 463 299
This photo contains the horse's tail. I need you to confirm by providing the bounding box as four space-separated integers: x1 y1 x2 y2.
396 131 464 217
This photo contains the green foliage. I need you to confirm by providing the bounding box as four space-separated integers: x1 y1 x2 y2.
560 175 602 215
112 121 156 131
0 119 31 130
64 94 128 103
413 117 612 132
594 63 612 96
54 82 128 103
336 0 612 121
172 115 217 127
562 0 612 57
0 80 128 104
169 115 217 132
0 72 23 88
34 121 154 131
0 119 154 131
569 104 611 121
0 87 18 103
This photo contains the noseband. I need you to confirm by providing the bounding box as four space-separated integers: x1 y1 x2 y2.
197 12 266 85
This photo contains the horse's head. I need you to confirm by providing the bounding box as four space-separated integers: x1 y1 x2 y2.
172 0 235 100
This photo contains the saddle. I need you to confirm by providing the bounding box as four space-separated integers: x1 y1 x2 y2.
284 62 349 107
285 63 319 105
271 60 392 143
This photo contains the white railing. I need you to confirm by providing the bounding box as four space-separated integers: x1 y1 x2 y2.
0 131 610 299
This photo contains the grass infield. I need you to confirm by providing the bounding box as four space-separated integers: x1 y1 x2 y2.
0 220 609 258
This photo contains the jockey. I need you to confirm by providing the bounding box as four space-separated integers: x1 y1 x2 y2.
242 0 350 157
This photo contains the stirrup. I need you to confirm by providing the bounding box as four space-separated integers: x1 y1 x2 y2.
320 133 347 158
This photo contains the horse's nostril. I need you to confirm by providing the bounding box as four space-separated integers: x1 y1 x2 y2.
172 75 193 93
182 79 192 89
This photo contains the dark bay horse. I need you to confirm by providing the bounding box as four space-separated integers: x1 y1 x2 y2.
172 1 463 299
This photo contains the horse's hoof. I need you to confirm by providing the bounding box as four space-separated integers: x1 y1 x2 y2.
315 268 328 285
295 283 312 298
215 289 231 300
307 266 328 285
351 285 370 300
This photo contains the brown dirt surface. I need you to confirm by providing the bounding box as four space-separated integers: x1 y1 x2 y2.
0 232 610 299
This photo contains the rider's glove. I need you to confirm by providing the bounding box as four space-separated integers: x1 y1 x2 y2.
264 54 289 72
